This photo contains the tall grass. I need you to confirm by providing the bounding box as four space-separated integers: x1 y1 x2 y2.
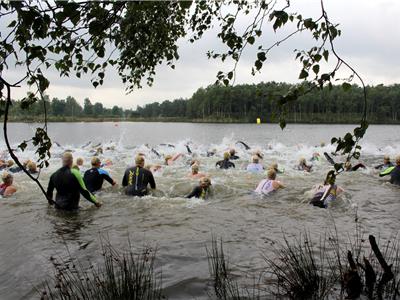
40 238 162 300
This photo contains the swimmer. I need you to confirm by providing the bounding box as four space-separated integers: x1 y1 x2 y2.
390 155 400 186
310 170 344 208
296 158 312 172
145 164 162 173
229 148 239 160
122 155 156 196
188 164 206 179
0 160 14 170
76 157 84 168
47 152 101 210
83 157 117 193
310 152 321 162
189 159 200 167
252 149 264 160
164 153 183 166
255 169 284 195
344 161 366 172
207 149 217 157
216 152 235 169
8 159 30 173
269 163 283 174
27 161 38 174
374 155 394 170
246 155 264 173
0 173 17 197
187 177 211 199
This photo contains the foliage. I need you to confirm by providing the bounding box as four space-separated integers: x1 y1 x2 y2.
40 239 162 300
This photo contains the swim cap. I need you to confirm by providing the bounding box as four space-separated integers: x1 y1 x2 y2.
200 177 211 186
252 155 259 163
2 172 13 183
223 152 230 160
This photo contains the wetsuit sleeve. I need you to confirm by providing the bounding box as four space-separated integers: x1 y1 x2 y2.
148 171 156 189
46 175 55 202
186 186 200 198
122 170 128 187
231 162 236 168
99 168 114 185
71 168 97 204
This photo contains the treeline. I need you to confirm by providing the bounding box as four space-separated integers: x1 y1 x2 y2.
7 82 400 123
133 82 400 123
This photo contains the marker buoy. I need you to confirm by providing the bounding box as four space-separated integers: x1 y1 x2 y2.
256 118 261 124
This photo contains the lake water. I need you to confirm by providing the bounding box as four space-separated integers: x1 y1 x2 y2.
0 122 399 299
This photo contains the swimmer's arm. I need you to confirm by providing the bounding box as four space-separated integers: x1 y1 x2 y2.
46 176 55 204
99 169 116 185
171 153 183 162
337 186 344 194
3 186 16 197
71 169 100 207
186 187 199 198
122 172 128 187
149 172 156 189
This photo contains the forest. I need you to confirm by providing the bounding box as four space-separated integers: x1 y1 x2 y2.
8 82 400 123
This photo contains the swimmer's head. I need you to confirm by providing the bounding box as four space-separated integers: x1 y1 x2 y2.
190 159 199 167
62 152 73 168
270 162 278 170
7 160 14 167
229 148 236 156
2 172 13 185
76 157 84 166
191 164 199 174
96 147 103 155
320 142 326 147
135 155 145 167
299 158 306 165
200 176 211 188
164 155 172 164
223 152 230 160
91 157 101 167
252 155 259 164
345 161 352 170
27 161 37 173
384 155 391 163
267 169 276 180
324 170 336 185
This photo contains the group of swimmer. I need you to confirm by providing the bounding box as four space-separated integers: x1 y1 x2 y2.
1 142 400 211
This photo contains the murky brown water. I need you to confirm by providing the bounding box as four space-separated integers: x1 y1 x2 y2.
0 123 399 299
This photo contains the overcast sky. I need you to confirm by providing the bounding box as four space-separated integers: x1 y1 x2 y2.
5 0 400 109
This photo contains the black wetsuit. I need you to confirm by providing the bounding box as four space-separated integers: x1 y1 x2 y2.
187 186 208 199
46 166 97 210
216 159 235 169
122 166 156 196
230 155 240 160
390 165 400 186
84 167 114 193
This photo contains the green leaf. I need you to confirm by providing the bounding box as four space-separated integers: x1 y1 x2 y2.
257 52 266 62
247 36 255 45
323 50 329 62
299 69 308 79
312 64 320 74
8 20 16 28
255 60 263 70
227 72 233 80
314 54 322 62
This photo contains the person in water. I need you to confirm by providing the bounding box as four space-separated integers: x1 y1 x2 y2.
310 152 321 162
0 173 17 197
246 155 264 173
252 149 264 160
47 152 101 210
189 164 206 179
145 164 162 173
310 170 344 208
122 155 156 196
255 169 284 195
0 160 14 170
374 155 394 170
344 161 366 172
269 163 283 174
164 153 183 165
8 159 30 173
229 148 239 160
27 161 38 174
389 155 400 186
187 177 212 199
83 157 117 193
297 158 312 172
216 152 235 169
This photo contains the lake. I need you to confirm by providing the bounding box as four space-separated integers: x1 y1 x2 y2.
0 122 399 299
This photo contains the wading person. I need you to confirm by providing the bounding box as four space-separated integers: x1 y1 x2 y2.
0 173 17 197
216 152 235 169
84 157 116 193
255 169 284 195
46 152 101 210
390 155 400 186
187 177 212 199
310 170 344 208
246 155 264 173
122 155 156 196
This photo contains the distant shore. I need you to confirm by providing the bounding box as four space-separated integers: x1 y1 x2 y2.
6 116 400 124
